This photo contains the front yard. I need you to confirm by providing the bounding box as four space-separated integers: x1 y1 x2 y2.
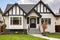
0 34 47 40
46 33 60 38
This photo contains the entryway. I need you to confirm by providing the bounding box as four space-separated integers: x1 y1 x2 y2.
28 17 40 34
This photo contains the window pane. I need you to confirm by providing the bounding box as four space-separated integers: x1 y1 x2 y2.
10 17 13 25
10 17 20 25
27 17 29 24
48 18 51 24
45 18 47 24
41 18 51 25
41 18 44 24
20 17 22 25
13 20 19 25
10 20 12 25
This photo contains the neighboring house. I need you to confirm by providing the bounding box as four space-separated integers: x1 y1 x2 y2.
55 9 60 33
0 8 4 32
3 0 57 34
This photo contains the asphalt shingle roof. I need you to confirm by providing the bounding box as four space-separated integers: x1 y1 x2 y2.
4 4 35 13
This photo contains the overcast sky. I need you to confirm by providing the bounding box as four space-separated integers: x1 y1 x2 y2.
0 0 60 13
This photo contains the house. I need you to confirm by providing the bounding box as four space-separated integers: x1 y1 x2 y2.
0 8 4 32
55 8 60 33
3 0 57 34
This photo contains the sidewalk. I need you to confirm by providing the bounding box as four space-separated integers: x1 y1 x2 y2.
30 34 60 40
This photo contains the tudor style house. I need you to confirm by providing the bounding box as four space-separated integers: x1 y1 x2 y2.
3 0 57 34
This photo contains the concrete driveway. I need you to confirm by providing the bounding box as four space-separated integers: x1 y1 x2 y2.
30 34 60 40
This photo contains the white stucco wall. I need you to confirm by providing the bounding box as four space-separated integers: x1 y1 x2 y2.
40 13 55 33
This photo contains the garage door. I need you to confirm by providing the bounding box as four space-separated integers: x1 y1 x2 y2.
55 25 60 33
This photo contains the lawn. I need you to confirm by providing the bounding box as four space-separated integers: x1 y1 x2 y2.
46 33 60 38
0 34 47 40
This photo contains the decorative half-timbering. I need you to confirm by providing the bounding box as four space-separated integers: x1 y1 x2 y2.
34 1 51 13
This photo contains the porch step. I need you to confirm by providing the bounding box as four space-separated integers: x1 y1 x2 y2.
28 29 40 34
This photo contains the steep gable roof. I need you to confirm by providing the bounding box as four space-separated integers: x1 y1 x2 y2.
4 3 35 15
3 0 57 17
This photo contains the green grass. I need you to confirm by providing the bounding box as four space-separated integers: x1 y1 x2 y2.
46 33 60 38
0 34 47 40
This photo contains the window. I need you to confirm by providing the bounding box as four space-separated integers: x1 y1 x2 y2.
41 18 51 25
10 17 22 25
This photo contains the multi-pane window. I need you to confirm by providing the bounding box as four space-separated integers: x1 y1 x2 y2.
10 17 22 25
41 18 51 25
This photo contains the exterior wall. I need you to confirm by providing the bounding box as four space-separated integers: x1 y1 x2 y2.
39 13 55 33
55 17 60 25
5 16 9 29
23 17 28 29
0 13 3 21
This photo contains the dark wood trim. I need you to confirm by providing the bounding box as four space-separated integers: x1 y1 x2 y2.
43 5 44 13
40 3 41 13
8 11 9 16
19 7 20 15
46 8 47 13
9 15 23 16
27 17 29 24
39 12 51 13
15 5 17 15
12 8 13 15
37 17 39 24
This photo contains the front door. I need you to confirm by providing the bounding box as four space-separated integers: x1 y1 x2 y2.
30 18 36 28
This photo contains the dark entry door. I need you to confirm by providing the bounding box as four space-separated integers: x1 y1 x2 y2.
30 18 36 28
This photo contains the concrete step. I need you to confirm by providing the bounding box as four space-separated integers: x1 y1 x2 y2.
28 29 40 34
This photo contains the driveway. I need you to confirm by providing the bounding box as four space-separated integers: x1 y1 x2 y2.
30 34 60 40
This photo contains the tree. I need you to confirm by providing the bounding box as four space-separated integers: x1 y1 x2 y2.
42 22 47 36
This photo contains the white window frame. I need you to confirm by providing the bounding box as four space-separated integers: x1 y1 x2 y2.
9 16 23 26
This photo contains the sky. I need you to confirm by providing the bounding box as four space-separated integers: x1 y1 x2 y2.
0 0 60 13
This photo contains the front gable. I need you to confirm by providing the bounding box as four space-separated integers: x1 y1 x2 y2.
3 3 26 16
34 1 50 13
